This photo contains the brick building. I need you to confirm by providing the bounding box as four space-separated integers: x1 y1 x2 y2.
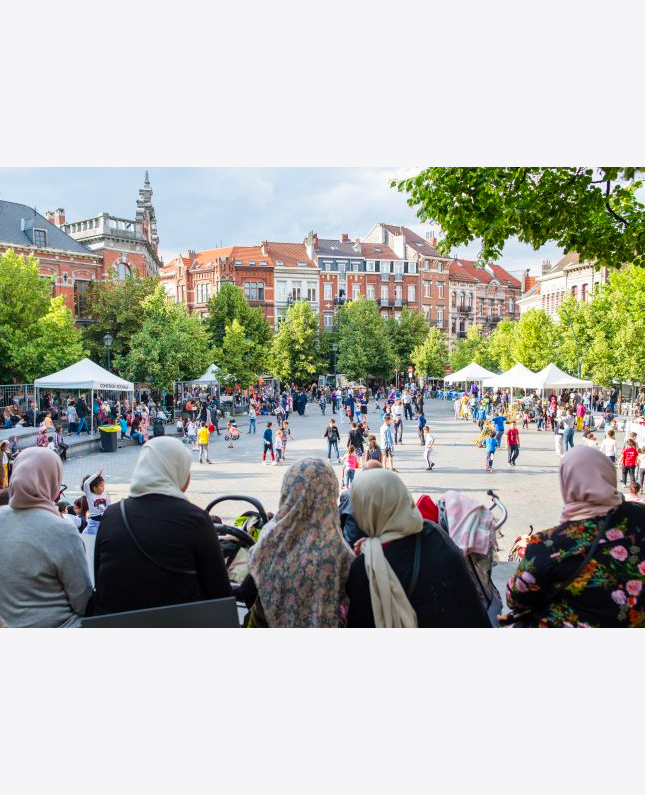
447 260 479 345
266 242 319 327
454 259 522 330
161 244 275 326
59 172 162 281
0 200 103 322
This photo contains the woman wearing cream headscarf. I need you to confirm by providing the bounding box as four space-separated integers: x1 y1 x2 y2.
346 468 490 628
505 446 645 628
93 437 230 615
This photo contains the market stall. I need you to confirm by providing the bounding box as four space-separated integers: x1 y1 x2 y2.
444 363 497 399
34 358 134 435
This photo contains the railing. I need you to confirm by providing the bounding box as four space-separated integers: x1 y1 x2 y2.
394 274 403 282
457 331 467 338
333 297 346 305
377 298 392 307
380 272 391 281
394 299 403 308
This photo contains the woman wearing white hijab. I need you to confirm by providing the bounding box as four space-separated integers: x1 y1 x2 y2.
93 437 230 614
346 469 490 628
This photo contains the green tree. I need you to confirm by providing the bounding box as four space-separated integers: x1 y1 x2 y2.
449 324 496 371
337 297 395 382
387 307 429 373
487 318 516 371
83 272 159 367
411 328 449 378
117 286 212 391
553 296 595 378
511 309 557 371
0 250 53 382
204 282 272 351
217 319 258 388
269 301 320 384
21 297 87 380
393 167 645 268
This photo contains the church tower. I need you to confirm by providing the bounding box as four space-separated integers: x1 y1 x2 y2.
136 170 160 254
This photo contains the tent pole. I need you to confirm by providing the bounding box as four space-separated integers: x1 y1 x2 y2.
91 388 94 435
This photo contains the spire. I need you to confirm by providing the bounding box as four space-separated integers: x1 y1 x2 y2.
144 170 150 188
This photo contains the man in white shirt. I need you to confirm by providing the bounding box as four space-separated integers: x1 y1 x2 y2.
392 399 404 444
402 389 413 420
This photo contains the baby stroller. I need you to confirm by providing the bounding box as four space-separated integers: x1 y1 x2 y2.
205 495 269 584
423 488 507 626
224 421 240 447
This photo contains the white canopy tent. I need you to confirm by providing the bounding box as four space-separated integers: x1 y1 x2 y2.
444 363 497 383
194 364 221 384
34 358 134 434
483 363 540 391
176 364 222 405
533 363 593 390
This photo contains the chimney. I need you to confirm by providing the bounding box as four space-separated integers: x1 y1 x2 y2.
188 249 196 259
261 240 268 256
340 233 349 243
353 238 362 254
427 236 437 247
46 208 65 227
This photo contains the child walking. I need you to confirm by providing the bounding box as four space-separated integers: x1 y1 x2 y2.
186 419 198 450
274 429 285 465
342 445 360 488
262 422 275 464
197 421 212 464
620 439 638 486
506 420 520 467
82 471 111 535
484 430 498 472
423 425 435 471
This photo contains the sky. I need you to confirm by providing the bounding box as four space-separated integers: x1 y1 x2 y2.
0 167 564 274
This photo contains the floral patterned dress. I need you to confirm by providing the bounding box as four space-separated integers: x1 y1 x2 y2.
506 503 645 628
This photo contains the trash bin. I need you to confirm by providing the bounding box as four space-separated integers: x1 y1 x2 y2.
98 425 119 453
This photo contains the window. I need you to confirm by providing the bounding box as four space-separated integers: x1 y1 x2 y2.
338 262 346 274
277 284 286 302
571 285 578 300
498 299 504 315
277 313 286 326
275 260 284 267
393 261 404 275
488 298 494 316
324 283 332 300
437 262 444 272
381 261 390 274
323 313 334 328
423 280 431 298
407 262 416 274
352 262 359 272
451 291 457 307
290 287 301 301
468 293 473 309
367 285 375 300
381 285 389 300
395 285 402 300
117 262 131 280
366 260 375 272
352 284 361 299
196 282 211 303
297 261 307 268
73 279 92 317
408 284 416 302
307 287 316 302
244 282 265 301
261 261 268 267
437 309 444 326
459 292 465 310
235 260 242 266
581 284 587 302
509 297 515 312
33 229 47 247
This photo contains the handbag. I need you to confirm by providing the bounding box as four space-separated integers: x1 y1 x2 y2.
503 506 621 627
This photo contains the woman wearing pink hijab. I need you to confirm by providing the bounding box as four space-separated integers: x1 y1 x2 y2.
0 448 92 627
503 446 645 628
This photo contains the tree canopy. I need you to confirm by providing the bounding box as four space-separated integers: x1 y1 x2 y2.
83 272 159 367
117 285 212 391
386 307 429 373
393 167 645 269
336 298 394 382
269 301 320 385
21 297 88 380
204 282 272 351
217 319 259 388
449 324 497 372
411 327 448 378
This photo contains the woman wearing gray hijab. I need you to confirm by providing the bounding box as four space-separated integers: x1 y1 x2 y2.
346 469 490 628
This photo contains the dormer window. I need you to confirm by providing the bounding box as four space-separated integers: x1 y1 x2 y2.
276 260 284 267
297 261 307 268
260 261 268 267
248 261 256 267
33 228 47 247
374 247 381 253
234 260 242 266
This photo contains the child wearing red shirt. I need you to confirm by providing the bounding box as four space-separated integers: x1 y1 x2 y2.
621 439 638 486
506 421 520 467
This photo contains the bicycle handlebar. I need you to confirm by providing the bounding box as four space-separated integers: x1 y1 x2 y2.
205 495 269 527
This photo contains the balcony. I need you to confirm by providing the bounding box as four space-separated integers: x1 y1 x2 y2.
333 297 346 306
457 305 473 315
380 272 391 281
394 273 403 283
486 315 501 325
377 298 392 307
394 298 403 308
457 331 467 338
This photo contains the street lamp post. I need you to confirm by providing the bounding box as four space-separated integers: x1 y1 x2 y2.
103 333 113 372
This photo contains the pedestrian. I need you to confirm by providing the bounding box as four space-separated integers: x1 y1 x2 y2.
416 409 426 446
262 421 275 465
506 420 520 467
81 470 111 535
319 392 327 415
363 435 382 465
185 418 198 450
562 409 576 451
484 429 498 472
323 418 341 463
600 429 617 463
0 441 9 487
66 401 78 434
423 425 435 471
402 389 413 421
576 401 586 431
491 410 506 448
379 415 396 471
53 425 68 460
274 429 285 466
342 445 361 488
247 403 257 434
360 394 368 423
197 421 212 464
554 410 565 457
392 399 404 444
620 439 638 487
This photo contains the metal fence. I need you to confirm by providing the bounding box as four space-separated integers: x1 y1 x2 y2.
0 384 35 413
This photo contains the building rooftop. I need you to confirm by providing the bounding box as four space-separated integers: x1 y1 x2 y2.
0 200 92 255
315 238 363 258
360 242 401 260
449 260 479 283
382 224 444 258
266 241 316 268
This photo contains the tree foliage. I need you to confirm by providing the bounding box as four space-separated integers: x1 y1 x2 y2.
337 298 395 382
204 282 272 351
386 307 429 372
449 324 497 372
83 272 159 366
21 297 87 380
510 309 557 371
117 286 212 391
394 167 645 269
411 328 449 378
269 301 320 385
487 318 516 371
217 319 259 388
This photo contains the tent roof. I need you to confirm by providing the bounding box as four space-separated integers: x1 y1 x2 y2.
193 364 221 384
483 363 540 389
34 358 134 391
533 363 593 389
444 363 497 383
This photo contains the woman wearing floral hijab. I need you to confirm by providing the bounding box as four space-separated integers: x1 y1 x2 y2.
504 446 645 627
246 458 353 627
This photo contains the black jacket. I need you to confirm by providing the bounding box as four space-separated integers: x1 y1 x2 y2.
93 494 231 614
346 521 491 628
